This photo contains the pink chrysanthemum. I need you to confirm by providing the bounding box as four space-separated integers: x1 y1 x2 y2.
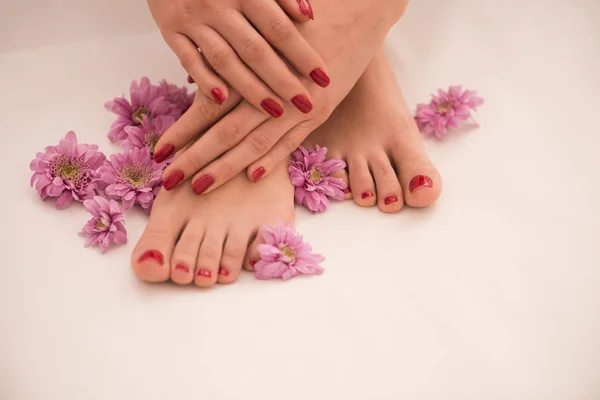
98 147 165 211
104 77 180 143
254 222 325 281
415 85 484 139
80 196 127 253
289 145 347 213
30 131 106 209
157 79 195 116
123 115 175 155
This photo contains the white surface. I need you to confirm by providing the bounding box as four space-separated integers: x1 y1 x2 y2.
1 1 600 399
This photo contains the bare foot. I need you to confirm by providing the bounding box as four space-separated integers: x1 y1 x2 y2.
304 48 442 213
131 162 293 286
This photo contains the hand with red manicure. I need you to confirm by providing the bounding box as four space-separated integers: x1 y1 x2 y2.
147 0 329 118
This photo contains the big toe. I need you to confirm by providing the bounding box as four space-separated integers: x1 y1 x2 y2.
394 153 442 208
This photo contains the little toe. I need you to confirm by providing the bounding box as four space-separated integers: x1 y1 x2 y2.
170 222 205 285
325 150 351 200
244 233 262 273
194 227 224 288
369 155 404 213
347 157 377 207
218 228 248 284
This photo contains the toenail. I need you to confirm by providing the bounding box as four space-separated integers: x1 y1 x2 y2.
249 260 256 267
196 269 212 278
260 98 284 118
252 167 265 183
138 250 164 265
409 175 433 193
343 186 351 194
193 174 215 195
154 144 175 163
174 264 190 273
211 88 226 105
187 75 194 84
163 170 184 191
361 191 374 199
309 68 331 88
384 195 398 205
291 95 313 114
218 267 230 276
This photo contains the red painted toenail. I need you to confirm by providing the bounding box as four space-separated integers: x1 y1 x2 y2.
361 191 374 199
218 267 230 276
163 170 184 191
138 250 164 265
175 264 190 273
309 68 331 87
252 167 265 183
196 269 212 278
291 95 313 114
296 0 314 19
154 144 175 163
384 195 398 205
260 98 284 118
193 174 215 195
187 75 194 84
211 88 226 105
343 186 351 194
409 175 433 193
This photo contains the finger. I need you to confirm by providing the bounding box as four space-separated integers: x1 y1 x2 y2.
242 1 330 87
192 23 286 119
166 34 230 105
161 102 268 191
276 0 314 21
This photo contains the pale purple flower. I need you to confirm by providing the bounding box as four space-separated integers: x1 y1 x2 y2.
104 77 179 143
289 145 347 213
123 115 175 155
157 79 195 116
30 131 106 209
98 147 165 211
254 222 325 281
80 196 127 253
415 85 484 139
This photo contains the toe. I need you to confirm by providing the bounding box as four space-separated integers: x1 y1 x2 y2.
369 154 404 213
244 233 261 273
327 150 352 200
392 150 442 208
218 228 248 283
170 222 205 285
194 227 224 288
347 157 377 207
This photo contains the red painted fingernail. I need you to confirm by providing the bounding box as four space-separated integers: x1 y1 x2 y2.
154 144 174 163
409 175 433 193
175 264 190 273
296 0 314 19
187 75 194 84
252 167 265 183
309 68 330 88
192 175 215 195
291 95 313 114
138 250 164 265
261 98 284 118
218 267 230 276
361 192 374 199
163 170 184 191
384 195 398 205
343 186 351 194
211 88 226 105
196 269 212 278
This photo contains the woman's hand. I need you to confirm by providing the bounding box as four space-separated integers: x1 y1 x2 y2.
147 0 329 118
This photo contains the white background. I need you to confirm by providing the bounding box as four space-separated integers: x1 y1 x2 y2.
1 1 599 399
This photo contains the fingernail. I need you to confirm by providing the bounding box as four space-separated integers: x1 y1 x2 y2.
252 167 265 183
196 269 212 278
409 175 433 193
211 88 226 105
384 195 398 205
218 267 230 276
138 250 164 265
343 186 351 194
291 95 313 114
163 170 184 191
309 68 330 88
175 264 190 273
361 191 374 199
154 144 175 163
192 174 215 195
187 75 194 84
296 0 314 19
261 98 284 118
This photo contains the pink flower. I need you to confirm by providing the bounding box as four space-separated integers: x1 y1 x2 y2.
254 222 325 281
98 147 165 211
289 145 347 213
123 115 175 155
104 77 179 143
80 196 127 253
30 131 106 209
157 79 195 116
415 85 484 139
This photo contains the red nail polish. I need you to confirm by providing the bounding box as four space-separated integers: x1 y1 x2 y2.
163 170 184 191
409 175 433 193
309 68 330 88
361 192 374 199
252 167 265 183
249 260 256 267
192 175 215 195
384 195 398 205
138 250 164 265
291 95 313 114
187 75 194 84
296 0 314 19
261 98 284 118
218 267 230 276
211 88 226 105
175 264 190 273
154 144 175 163
343 186 351 194
197 269 212 278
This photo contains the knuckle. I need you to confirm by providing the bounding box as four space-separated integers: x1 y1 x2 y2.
207 48 230 70
216 123 243 148
247 133 272 155
179 51 198 71
190 95 221 120
268 18 292 43
239 38 263 63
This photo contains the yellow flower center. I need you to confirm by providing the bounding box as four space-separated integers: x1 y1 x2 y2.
436 102 451 113
132 106 148 124
309 166 323 183
145 132 160 153
96 220 107 229
280 245 297 264
61 164 77 179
